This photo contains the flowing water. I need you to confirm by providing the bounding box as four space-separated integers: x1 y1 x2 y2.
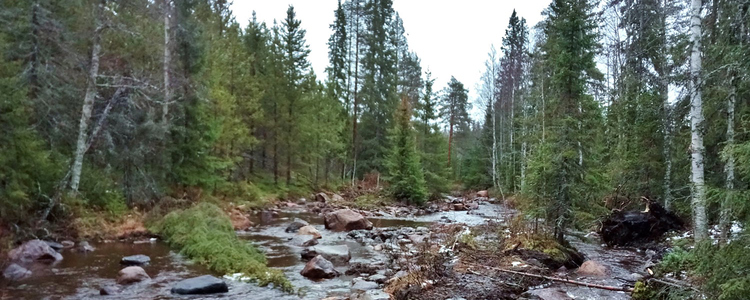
1 200 647 300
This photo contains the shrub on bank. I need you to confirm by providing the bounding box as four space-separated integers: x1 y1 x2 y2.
151 202 292 291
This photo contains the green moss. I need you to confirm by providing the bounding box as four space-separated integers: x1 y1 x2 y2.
151 202 292 291
632 281 658 300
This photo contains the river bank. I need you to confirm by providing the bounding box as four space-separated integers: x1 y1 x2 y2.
1 191 657 299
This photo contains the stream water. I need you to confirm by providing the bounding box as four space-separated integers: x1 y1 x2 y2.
1 200 647 300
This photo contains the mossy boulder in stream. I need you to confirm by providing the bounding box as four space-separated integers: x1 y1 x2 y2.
151 202 292 291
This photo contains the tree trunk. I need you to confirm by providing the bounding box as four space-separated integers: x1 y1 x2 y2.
720 77 736 242
492 102 498 189
162 0 171 127
448 113 454 167
351 10 360 185
689 0 708 242
69 2 105 193
29 1 40 100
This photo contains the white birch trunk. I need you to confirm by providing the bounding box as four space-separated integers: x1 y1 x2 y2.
689 0 708 242
662 89 673 210
69 5 104 193
162 0 171 127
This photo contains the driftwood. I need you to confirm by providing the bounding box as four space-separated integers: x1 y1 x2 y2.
466 264 635 293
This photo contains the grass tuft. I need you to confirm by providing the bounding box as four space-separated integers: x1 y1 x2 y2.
151 202 292 291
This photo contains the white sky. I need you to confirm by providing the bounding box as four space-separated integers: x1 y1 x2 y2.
231 0 551 119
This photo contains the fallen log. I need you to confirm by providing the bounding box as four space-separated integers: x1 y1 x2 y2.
465 264 635 293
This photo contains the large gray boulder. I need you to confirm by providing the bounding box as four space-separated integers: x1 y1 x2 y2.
300 255 339 279
117 266 150 284
171 275 229 295
120 254 151 266
8 239 63 263
324 209 373 231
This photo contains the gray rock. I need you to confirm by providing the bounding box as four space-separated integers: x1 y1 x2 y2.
120 254 151 266
171 275 228 295
302 237 319 247
300 255 339 279
8 239 63 263
44 241 64 252
367 274 387 284
3 263 32 281
117 266 150 285
61 240 75 248
302 245 351 265
315 192 330 203
524 288 572 300
351 278 379 292
77 241 95 252
285 218 310 233
351 290 390 300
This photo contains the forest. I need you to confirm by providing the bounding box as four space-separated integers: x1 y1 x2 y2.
1 0 750 299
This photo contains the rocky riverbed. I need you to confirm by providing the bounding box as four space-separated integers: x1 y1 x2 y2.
1 193 656 300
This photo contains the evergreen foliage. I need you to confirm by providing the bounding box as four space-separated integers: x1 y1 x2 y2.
385 97 427 205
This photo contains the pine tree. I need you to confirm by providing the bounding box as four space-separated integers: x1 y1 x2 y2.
358 0 398 175
280 5 311 186
386 97 427 205
440 76 471 170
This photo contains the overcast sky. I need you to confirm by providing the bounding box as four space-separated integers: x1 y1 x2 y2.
231 0 551 118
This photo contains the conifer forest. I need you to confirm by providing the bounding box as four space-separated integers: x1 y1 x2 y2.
1 0 750 299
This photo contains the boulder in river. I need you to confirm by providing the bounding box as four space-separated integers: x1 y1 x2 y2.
61 240 75 248
297 225 322 239
302 237 319 247
3 263 32 281
117 266 150 284
324 209 373 231
171 275 229 295
301 245 351 265
600 198 684 246
350 278 378 292
576 260 609 277
8 239 63 263
315 192 330 203
120 254 151 266
476 190 489 198
76 241 95 252
300 255 340 279
285 218 310 233
44 241 64 252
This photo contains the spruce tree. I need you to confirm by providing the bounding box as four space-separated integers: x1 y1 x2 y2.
386 97 427 205
525 0 606 243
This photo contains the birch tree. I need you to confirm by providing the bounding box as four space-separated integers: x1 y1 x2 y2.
69 0 105 193
689 0 708 242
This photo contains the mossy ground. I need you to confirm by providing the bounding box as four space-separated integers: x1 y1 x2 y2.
150 202 292 291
